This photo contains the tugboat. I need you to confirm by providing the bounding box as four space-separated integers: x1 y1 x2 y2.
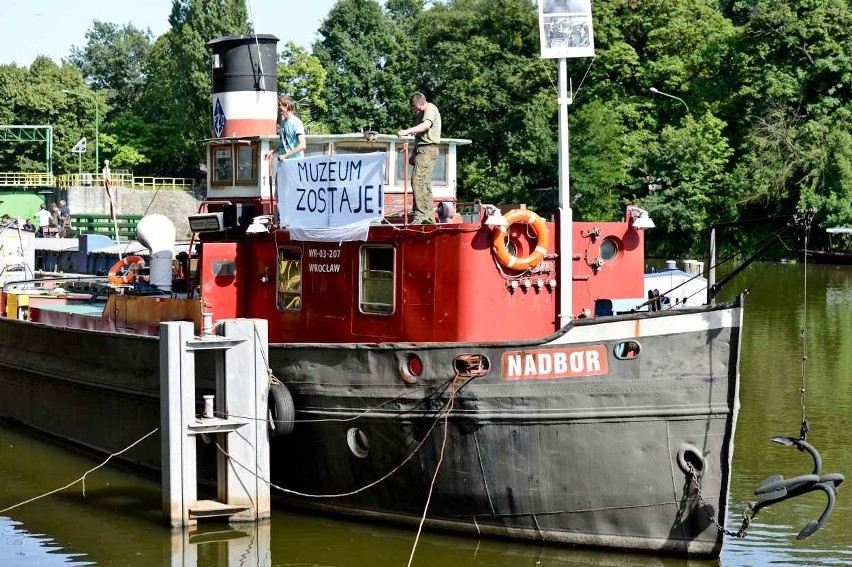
0 33 743 556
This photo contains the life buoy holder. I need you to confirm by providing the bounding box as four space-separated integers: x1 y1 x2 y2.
108 255 146 285
491 209 550 270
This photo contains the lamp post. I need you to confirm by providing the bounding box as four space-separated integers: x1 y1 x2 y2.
62 89 98 173
649 86 689 114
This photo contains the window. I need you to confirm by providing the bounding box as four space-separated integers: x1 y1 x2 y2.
334 143 389 183
211 143 259 186
277 247 302 311
600 237 619 262
236 145 257 184
396 146 447 184
212 146 233 186
360 246 395 314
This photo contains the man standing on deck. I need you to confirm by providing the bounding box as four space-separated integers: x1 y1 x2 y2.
265 95 306 162
397 92 441 224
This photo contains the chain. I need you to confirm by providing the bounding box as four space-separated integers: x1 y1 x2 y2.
687 463 753 538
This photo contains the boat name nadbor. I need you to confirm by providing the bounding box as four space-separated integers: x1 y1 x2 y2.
501 346 608 381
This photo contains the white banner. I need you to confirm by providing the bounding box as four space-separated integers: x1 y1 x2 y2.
539 0 595 59
277 153 385 241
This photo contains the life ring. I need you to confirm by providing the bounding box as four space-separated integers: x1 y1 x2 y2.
268 382 295 438
108 255 146 285
491 209 550 270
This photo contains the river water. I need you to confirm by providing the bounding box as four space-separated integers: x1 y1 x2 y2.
1 261 851 566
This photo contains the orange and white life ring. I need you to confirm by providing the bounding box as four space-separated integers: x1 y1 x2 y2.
108 255 146 285
491 209 550 270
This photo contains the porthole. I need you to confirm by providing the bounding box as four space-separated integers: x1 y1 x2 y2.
347 428 370 459
613 340 641 360
505 238 518 258
400 354 423 383
600 237 619 262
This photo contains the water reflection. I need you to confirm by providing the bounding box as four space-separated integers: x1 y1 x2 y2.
0 516 92 566
1 261 852 566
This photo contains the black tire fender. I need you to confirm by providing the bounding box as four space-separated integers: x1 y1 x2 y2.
268 382 294 438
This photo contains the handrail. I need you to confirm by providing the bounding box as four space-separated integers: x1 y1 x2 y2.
0 172 55 187
54 173 195 190
0 172 196 190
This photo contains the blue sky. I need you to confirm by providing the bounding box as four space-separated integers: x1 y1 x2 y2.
0 0 342 66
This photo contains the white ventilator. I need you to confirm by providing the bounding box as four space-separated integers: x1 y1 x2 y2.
137 214 176 292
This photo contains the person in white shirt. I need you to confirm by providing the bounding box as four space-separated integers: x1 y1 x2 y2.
35 203 52 237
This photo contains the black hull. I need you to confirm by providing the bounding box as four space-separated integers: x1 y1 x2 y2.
801 249 852 265
0 302 741 557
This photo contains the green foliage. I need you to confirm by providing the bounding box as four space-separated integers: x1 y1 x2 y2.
68 21 154 115
640 113 735 256
277 42 328 133
313 0 411 133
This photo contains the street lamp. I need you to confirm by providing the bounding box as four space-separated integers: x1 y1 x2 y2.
62 89 98 173
649 86 689 114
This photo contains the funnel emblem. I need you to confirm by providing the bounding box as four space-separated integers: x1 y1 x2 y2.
213 98 226 138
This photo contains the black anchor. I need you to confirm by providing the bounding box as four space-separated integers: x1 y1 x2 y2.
749 435 844 539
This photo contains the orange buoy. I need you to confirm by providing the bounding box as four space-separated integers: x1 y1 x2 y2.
491 209 550 270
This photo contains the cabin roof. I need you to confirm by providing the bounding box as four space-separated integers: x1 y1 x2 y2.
199 132 472 146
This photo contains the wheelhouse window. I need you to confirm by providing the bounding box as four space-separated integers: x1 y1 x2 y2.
211 143 258 186
236 145 258 184
212 145 233 186
396 146 447 185
359 246 395 315
335 143 389 183
277 247 302 311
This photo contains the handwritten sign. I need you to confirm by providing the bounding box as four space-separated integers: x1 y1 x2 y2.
277 153 385 235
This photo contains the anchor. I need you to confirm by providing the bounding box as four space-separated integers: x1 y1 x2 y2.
748 433 844 539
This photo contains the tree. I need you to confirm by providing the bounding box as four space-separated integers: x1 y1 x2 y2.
276 42 328 133
640 113 735 256
0 58 101 174
69 21 154 115
313 0 411 133
135 0 250 176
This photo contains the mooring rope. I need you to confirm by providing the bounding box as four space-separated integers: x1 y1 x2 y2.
406 377 458 567
216 379 464 500
0 428 159 514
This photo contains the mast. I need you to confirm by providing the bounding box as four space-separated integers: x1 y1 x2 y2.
557 58 573 328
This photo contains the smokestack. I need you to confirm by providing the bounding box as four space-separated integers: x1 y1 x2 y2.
206 34 279 139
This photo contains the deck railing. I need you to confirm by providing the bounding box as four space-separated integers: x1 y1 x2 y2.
0 172 196 191
54 173 195 190
0 172 55 187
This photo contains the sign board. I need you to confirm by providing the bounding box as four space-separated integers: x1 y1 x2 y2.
71 137 87 153
539 0 595 59
501 345 608 381
276 153 385 241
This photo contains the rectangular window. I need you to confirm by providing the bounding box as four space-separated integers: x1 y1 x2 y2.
212 145 233 186
395 146 447 184
334 143 389 183
236 145 257 184
277 247 302 311
359 246 395 314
